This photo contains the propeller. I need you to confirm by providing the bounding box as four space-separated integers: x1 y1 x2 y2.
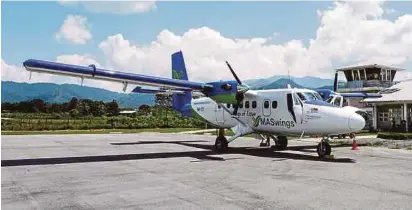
333 71 338 92
225 61 249 116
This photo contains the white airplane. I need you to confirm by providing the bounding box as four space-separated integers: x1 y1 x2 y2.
22 51 366 158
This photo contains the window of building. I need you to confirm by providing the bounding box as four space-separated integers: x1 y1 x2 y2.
272 101 278 109
245 101 250 108
264 101 269 109
226 103 231 108
252 101 257 108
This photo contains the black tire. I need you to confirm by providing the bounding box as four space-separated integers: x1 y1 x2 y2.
317 142 331 158
215 136 228 152
276 136 288 150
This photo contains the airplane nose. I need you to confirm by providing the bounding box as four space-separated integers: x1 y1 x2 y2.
348 113 366 132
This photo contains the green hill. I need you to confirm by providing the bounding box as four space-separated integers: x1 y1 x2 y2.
1 81 155 108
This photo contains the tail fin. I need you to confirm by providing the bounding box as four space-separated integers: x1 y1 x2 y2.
171 51 192 117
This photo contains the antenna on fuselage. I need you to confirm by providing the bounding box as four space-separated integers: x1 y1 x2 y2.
287 68 292 89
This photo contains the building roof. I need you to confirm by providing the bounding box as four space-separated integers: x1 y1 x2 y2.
364 79 412 103
335 64 405 72
119 110 137 114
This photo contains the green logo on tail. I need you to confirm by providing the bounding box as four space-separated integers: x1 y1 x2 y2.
172 69 184 80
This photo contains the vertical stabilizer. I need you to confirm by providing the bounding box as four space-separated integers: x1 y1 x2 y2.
171 51 192 117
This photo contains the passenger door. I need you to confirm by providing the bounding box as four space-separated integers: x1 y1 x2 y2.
262 99 271 117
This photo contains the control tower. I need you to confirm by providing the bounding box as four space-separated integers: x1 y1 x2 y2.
335 64 404 93
334 64 405 131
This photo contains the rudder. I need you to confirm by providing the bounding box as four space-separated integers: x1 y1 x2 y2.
171 51 192 117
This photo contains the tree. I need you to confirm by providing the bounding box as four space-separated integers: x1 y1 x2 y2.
67 97 79 111
138 104 150 114
106 100 120 116
70 109 80 118
31 99 45 112
78 99 91 116
155 94 172 108
90 101 106 116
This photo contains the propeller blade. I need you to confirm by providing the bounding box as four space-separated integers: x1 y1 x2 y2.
333 72 338 92
225 61 242 85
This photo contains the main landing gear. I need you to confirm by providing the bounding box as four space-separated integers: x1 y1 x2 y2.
317 137 332 158
260 135 288 150
215 128 228 152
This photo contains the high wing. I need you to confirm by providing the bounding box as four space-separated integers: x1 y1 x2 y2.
131 86 205 97
23 59 214 92
23 52 249 106
339 92 381 98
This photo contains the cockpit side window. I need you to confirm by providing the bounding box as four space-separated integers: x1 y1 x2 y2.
333 97 342 107
296 92 307 101
326 95 334 103
293 93 302 106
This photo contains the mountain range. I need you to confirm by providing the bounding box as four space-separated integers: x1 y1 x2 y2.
1 81 155 108
1 75 335 108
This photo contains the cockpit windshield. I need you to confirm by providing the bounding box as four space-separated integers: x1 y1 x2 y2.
296 91 323 102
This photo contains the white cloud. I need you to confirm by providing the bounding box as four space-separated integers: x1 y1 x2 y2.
4 1 412 92
55 15 92 45
58 1 157 14
98 1 412 83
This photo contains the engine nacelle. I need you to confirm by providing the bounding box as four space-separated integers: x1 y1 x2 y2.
204 80 242 104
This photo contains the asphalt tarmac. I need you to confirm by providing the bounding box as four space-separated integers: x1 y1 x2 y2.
2 133 412 210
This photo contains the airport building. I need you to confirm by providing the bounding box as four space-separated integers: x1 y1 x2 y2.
363 80 411 132
334 64 411 132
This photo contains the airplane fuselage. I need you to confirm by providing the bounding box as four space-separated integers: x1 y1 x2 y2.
191 89 365 136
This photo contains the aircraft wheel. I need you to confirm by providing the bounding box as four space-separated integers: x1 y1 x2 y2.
317 142 331 158
215 136 228 152
275 136 288 150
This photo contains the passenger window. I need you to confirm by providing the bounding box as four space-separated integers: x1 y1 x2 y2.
272 101 278 109
245 101 250 108
226 103 231 108
264 101 269 109
252 101 257 108
218 105 221 109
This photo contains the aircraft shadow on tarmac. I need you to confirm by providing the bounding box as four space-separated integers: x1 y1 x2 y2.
1 140 356 167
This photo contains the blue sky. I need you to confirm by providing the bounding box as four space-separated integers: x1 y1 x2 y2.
3 1 332 65
2 1 412 87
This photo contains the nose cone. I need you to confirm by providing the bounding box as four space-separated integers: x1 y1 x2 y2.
348 113 366 132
